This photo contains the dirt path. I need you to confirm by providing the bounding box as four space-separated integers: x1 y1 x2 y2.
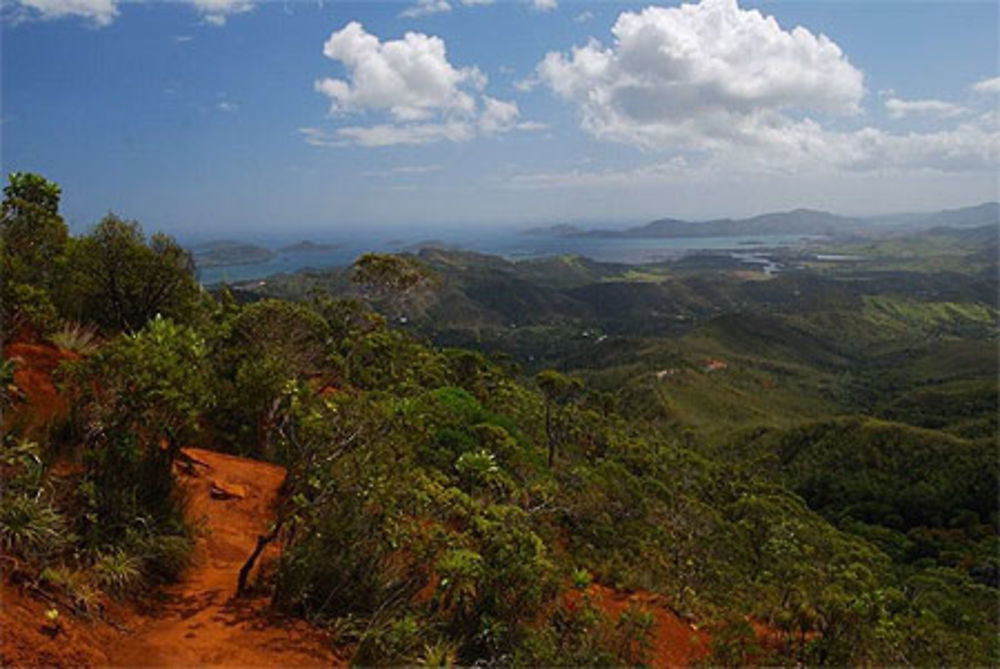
107 447 340 668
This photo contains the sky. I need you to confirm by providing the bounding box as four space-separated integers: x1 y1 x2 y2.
2 0 998 239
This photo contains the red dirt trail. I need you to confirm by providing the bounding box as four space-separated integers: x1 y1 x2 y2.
105 447 340 668
2 343 713 666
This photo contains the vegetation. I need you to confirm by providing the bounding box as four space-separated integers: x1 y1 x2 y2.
2 172 997 665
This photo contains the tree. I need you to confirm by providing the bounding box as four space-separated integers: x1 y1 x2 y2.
66 316 213 545
65 214 200 333
3 172 61 216
350 252 434 321
0 172 69 339
220 299 332 456
535 370 583 468
351 253 429 295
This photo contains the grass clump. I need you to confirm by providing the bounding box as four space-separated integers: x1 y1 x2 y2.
49 321 100 354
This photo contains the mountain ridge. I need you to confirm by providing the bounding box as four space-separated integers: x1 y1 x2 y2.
545 202 1000 239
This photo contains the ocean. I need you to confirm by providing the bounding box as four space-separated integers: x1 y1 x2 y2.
196 232 821 285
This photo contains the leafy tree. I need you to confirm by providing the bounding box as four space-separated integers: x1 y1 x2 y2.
0 172 69 339
66 316 213 545
65 214 200 333
351 252 434 322
213 299 332 456
352 252 430 295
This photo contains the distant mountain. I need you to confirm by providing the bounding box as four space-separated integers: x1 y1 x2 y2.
279 240 342 253
925 223 999 247
521 223 587 237
570 203 999 239
908 202 999 229
191 240 275 268
575 209 862 239
403 239 463 252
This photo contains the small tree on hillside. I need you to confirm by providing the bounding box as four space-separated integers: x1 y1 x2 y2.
350 252 433 321
535 369 583 468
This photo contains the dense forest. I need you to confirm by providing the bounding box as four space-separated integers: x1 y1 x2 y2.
2 173 997 666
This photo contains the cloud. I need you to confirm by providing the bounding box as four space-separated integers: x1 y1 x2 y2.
972 76 1000 95
14 0 118 26
536 0 863 134
188 0 254 26
507 158 692 189
11 0 253 26
574 10 593 23
399 0 496 18
884 97 966 119
399 0 451 19
302 113 543 148
217 100 239 112
361 164 444 177
311 22 540 146
531 0 557 11
302 122 474 147
316 21 482 121
532 0 998 174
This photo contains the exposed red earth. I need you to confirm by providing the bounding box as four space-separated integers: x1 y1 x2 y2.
3 342 79 434
1 341 782 667
106 447 342 668
565 583 711 667
1 445 342 668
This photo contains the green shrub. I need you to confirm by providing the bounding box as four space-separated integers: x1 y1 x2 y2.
0 494 67 560
354 615 425 665
91 549 144 597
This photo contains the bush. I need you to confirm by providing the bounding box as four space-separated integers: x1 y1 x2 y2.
0 495 67 560
91 549 144 598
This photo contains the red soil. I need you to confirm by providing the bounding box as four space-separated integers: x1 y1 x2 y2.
567 584 710 667
0 581 120 667
1 447 341 668
3 342 79 433
106 447 341 667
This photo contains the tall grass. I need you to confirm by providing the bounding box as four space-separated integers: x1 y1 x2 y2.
49 322 100 354
0 495 68 560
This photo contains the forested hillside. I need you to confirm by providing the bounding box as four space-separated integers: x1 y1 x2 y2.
2 173 997 666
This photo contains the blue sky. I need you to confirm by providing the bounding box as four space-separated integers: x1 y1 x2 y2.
2 0 998 240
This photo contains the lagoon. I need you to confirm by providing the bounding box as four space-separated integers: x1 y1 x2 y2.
197 231 821 285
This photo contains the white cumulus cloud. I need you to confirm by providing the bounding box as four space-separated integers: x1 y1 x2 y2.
532 0 998 174
316 21 482 121
531 0 557 11
536 0 863 142
311 22 540 147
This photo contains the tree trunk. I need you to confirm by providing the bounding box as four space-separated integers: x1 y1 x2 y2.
236 518 284 596
545 400 555 468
